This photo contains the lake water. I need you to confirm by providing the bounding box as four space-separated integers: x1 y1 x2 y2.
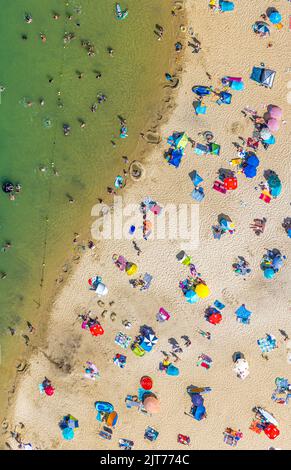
0 0 175 413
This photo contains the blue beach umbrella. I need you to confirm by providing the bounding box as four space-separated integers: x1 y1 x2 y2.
272 256 283 270
269 11 282 25
244 164 257 179
166 364 180 376
185 290 198 304
246 154 260 168
253 22 270 36
264 267 275 279
62 427 74 440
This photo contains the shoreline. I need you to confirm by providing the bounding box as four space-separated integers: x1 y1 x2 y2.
3 0 291 450
0 2 187 449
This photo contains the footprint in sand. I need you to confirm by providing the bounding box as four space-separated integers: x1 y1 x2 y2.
230 121 245 135
221 288 238 306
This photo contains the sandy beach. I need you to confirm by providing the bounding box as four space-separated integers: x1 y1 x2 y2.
2 0 291 450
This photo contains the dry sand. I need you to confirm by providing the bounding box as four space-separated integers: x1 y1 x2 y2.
3 0 291 450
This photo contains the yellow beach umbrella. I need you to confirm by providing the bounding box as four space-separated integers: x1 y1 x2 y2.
126 263 138 276
195 283 210 298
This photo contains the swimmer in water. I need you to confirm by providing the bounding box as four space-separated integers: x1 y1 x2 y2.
39 98 45 106
25 13 33 24
95 72 102 79
21 34 28 40
107 47 114 56
40 33 47 43
52 13 60 20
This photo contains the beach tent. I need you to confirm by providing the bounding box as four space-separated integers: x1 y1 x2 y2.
250 67 276 89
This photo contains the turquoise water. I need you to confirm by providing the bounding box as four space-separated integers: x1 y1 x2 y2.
0 0 174 406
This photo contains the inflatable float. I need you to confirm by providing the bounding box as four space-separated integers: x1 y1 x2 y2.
115 3 128 20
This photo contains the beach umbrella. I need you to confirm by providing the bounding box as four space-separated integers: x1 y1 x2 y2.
191 393 204 407
244 164 257 179
44 385 55 396
264 424 280 440
140 376 153 390
269 106 282 120
185 290 198 304
267 118 280 132
166 364 180 376
268 174 282 197
246 154 260 168
125 263 138 276
264 134 276 145
141 334 158 351
106 411 118 427
272 256 283 270
143 396 160 414
269 11 282 25
90 324 104 336
260 127 271 140
208 312 222 325
220 218 232 230
264 267 275 279
62 427 74 440
253 22 270 36
95 282 108 296
195 283 210 298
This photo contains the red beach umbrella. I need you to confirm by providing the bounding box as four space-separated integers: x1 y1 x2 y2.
140 376 153 390
264 424 280 440
44 385 55 396
224 177 237 191
208 313 222 325
90 324 104 336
